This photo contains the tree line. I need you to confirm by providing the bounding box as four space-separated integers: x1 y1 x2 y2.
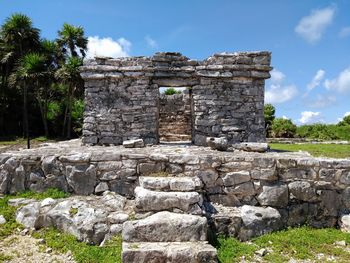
0 13 87 147
264 104 350 140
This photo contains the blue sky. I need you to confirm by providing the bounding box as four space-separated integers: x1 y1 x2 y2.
1 0 349 125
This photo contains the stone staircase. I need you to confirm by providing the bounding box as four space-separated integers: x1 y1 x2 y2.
121 176 218 262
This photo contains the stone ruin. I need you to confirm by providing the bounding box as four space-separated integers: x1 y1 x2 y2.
80 51 271 146
1 51 350 263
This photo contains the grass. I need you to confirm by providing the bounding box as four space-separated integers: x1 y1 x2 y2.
13 188 70 200
0 189 122 263
217 236 256 262
0 136 49 146
32 228 122 263
216 226 350 262
269 143 350 158
0 189 69 238
0 196 23 238
0 253 13 263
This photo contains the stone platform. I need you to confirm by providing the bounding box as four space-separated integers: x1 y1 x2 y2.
1 139 350 262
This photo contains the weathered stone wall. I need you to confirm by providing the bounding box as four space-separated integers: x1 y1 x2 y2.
80 51 271 146
159 93 192 141
1 143 350 230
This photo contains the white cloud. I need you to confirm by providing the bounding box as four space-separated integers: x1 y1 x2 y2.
265 69 298 104
339 27 350 38
307 69 325 91
265 84 298 104
282 115 288 120
86 36 131 58
309 94 336 108
145 35 158 48
299 111 322 124
295 6 335 43
324 67 350 93
270 69 285 83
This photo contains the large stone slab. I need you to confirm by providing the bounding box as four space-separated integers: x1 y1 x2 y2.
122 211 207 242
15 192 129 245
135 187 202 213
238 205 283 241
122 241 217 263
139 176 203 192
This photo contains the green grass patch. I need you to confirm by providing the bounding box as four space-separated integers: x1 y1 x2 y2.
12 188 70 200
0 196 23 238
32 228 122 263
0 253 13 262
216 226 350 262
217 236 256 263
0 136 50 146
269 143 350 158
0 189 69 238
254 226 350 262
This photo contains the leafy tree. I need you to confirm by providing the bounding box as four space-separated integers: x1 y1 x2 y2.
55 57 83 139
10 53 48 147
264 103 275 137
164 88 182 95
56 23 88 59
271 118 297 138
1 14 40 147
338 115 350 126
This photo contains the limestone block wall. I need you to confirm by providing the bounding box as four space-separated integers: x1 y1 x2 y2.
159 93 192 141
80 51 271 146
1 145 350 229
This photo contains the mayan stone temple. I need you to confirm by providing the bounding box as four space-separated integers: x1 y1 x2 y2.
80 51 271 146
1 52 350 263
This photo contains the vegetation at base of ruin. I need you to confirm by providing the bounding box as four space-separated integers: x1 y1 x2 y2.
13 188 70 200
0 253 13 263
216 235 256 262
269 143 350 158
217 226 350 262
164 87 182 95
0 13 86 144
69 207 78 216
32 228 122 263
0 189 69 238
0 196 23 238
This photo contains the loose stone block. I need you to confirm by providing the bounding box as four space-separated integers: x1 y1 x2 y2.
257 185 289 207
134 187 202 213
122 211 207 242
122 241 218 263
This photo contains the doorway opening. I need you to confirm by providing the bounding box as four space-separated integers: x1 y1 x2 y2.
158 87 193 142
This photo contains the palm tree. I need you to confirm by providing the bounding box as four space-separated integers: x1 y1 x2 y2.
56 23 88 59
55 57 83 139
10 53 47 148
1 13 41 148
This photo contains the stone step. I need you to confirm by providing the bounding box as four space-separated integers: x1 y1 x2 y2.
134 187 203 214
122 241 218 263
139 176 203 192
160 133 192 141
122 211 208 242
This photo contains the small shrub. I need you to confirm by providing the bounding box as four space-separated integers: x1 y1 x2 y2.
271 118 297 138
164 88 182 95
69 207 78 216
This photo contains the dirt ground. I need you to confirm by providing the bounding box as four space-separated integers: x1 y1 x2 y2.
0 233 75 263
